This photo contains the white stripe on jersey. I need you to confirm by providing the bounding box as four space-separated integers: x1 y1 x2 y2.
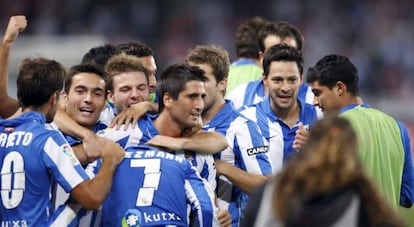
44 137 86 192
48 205 77 226
239 106 284 174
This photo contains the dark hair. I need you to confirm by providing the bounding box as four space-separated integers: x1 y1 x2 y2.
262 44 304 77
185 44 230 86
258 21 304 52
235 16 268 59
157 64 206 112
81 44 121 69
17 57 65 108
64 64 107 94
117 41 154 58
104 54 150 92
309 54 359 96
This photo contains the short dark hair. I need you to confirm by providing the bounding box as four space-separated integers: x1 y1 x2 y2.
235 17 268 59
117 41 154 58
17 57 65 108
258 21 304 52
81 44 121 69
309 54 359 96
64 64 107 94
262 44 304 77
157 64 206 112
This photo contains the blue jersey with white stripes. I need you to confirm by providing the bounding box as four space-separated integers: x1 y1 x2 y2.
53 121 108 227
98 115 217 191
64 122 108 146
202 100 270 226
239 97 319 169
99 102 117 126
227 79 265 110
227 79 322 118
100 145 217 227
0 112 89 226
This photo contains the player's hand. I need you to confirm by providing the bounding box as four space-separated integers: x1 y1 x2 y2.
110 101 149 130
292 122 309 151
217 209 232 227
3 15 27 44
214 159 230 176
82 132 103 163
181 116 203 137
100 138 125 165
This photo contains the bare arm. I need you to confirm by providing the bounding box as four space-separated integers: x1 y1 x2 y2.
54 108 103 162
215 159 272 194
183 131 228 153
0 15 27 118
147 131 228 154
70 139 124 210
71 144 89 166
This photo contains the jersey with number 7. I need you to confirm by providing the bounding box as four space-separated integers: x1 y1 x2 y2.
99 145 218 227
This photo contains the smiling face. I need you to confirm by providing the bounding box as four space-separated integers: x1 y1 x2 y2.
108 71 149 113
265 61 301 114
167 80 206 130
64 73 106 128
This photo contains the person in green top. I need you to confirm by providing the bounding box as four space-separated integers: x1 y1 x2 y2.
225 16 268 95
306 54 414 224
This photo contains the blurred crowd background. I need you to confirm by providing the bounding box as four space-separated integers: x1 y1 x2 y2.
1 0 413 125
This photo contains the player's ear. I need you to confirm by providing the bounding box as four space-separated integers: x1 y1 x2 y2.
336 81 346 96
107 90 115 104
163 92 173 108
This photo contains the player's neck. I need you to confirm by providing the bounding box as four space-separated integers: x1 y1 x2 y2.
274 102 300 128
21 106 48 117
202 98 225 123
153 113 183 137
343 95 364 107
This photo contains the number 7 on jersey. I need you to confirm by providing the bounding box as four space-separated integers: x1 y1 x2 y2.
130 159 161 206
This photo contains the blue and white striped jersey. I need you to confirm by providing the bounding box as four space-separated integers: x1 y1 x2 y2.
100 145 218 227
227 79 322 118
226 79 264 110
0 111 89 226
53 121 108 227
298 83 316 106
99 102 117 126
202 100 271 226
239 97 319 167
98 115 217 191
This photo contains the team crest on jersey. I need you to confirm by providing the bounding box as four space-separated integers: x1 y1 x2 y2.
96 129 107 136
3 127 14 133
246 146 269 156
62 144 80 166
122 209 142 227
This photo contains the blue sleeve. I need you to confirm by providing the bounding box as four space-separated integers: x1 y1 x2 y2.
64 134 82 146
185 162 217 226
397 121 414 208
